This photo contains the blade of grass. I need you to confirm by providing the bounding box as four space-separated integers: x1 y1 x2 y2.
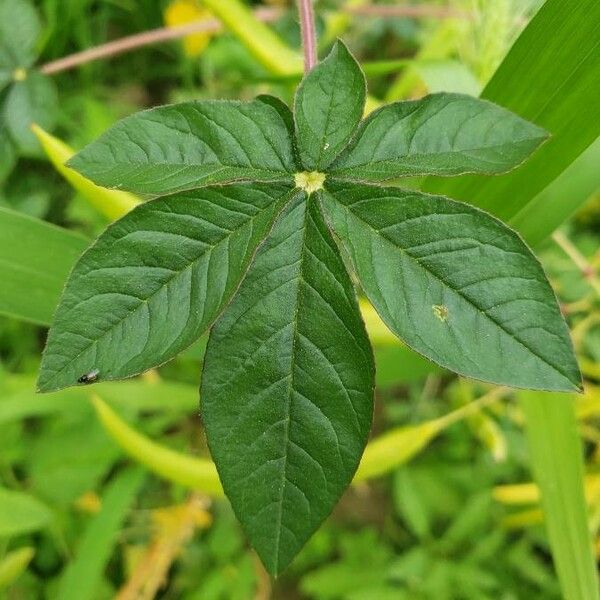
0 547 35 590
0 207 87 325
91 396 224 496
91 390 502 493
521 391 599 600
202 0 302 75
57 467 145 600
511 137 600 247
424 0 600 241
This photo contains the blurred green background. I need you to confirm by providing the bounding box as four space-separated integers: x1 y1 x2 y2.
0 0 599 598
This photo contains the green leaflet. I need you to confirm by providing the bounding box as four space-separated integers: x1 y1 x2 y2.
329 93 548 181
201 194 374 574
320 181 580 392
4 71 58 155
0 0 40 76
38 183 295 392
45 37 580 574
68 99 298 196
294 40 366 170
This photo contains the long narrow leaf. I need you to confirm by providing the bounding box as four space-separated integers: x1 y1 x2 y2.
92 392 498 493
202 0 302 74
57 467 145 600
0 208 87 325
424 0 600 241
521 391 599 600
92 396 223 496
32 125 140 221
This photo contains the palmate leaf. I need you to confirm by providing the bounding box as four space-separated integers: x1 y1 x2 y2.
68 98 298 195
201 194 374 573
38 183 295 392
320 181 580 392
40 38 580 575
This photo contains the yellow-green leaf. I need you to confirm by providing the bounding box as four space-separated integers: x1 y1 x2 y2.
91 395 223 496
32 124 140 220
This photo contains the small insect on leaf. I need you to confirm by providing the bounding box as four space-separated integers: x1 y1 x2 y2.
77 369 99 384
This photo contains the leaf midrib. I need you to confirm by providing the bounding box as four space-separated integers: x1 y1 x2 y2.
272 194 309 573
325 187 576 389
331 138 544 173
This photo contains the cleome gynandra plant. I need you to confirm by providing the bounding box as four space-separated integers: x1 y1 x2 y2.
38 41 581 574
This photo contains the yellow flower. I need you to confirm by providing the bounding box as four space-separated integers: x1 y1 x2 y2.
164 0 214 57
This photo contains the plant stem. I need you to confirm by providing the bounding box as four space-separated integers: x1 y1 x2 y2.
297 0 318 72
40 7 282 75
39 4 469 76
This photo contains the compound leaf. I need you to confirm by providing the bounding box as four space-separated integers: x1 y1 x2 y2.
329 93 548 181
68 99 298 196
321 181 580 392
38 183 295 392
201 193 374 574
294 40 366 170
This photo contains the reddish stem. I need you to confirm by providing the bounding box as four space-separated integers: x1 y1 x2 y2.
297 0 317 73
40 7 281 75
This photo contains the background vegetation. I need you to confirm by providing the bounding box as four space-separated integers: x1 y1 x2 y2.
1 0 599 598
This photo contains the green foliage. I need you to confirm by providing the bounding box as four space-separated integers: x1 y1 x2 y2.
294 40 365 169
0 0 40 84
424 0 600 230
330 93 547 180
68 99 297 195
0 0 597 596
521 391 599 600
56 468 145 600
0 0 57 170
0 206 87 325
0 487 52 537
37 38 580 574
37 183 295 391
0 547 35 590
321 182 579 391
202 194 375 573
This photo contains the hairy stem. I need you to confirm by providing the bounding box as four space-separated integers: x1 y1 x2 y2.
297 0 318 72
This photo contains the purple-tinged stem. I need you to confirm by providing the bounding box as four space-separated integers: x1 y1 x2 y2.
297 0 317 73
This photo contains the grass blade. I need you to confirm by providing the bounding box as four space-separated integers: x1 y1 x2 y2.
57 467 145 600
424 0 600 240
0 208 87 325
521 391 599 600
